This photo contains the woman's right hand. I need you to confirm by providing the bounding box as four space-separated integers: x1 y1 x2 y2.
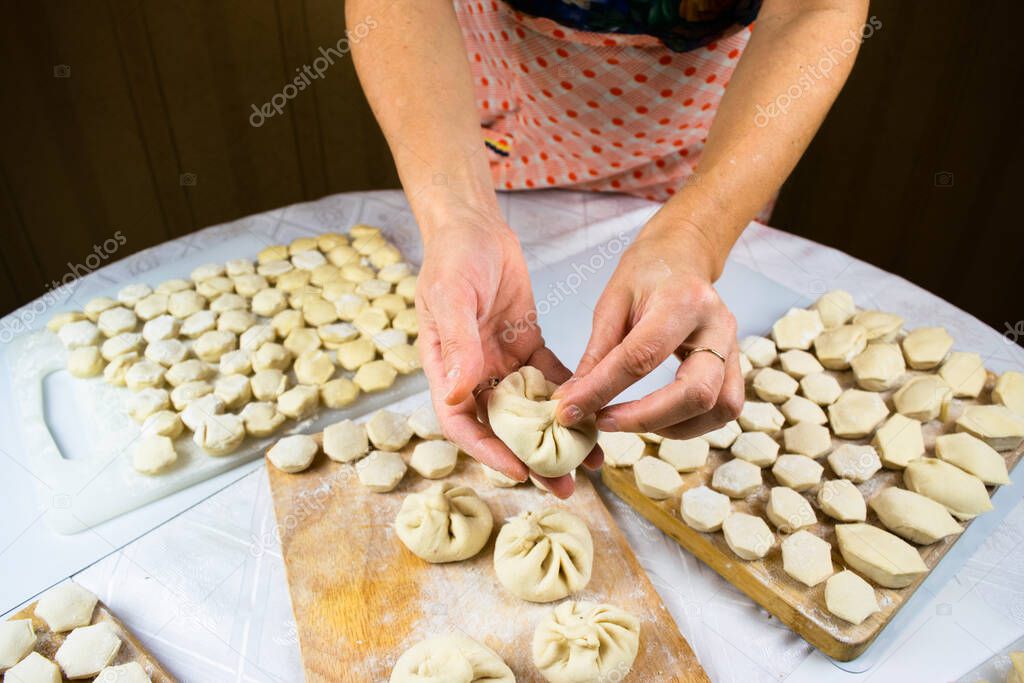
415 206 602 497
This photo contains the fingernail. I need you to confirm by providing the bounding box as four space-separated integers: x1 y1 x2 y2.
444 366 460 400
596 415 618 431
562 404 583 425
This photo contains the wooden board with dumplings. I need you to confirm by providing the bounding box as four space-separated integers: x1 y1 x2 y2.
602 290 1024 661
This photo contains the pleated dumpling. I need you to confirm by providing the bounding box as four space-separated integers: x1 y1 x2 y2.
493 507 593 602
532 601 641 683
487 366 597 477
395 483 494 563
390 634 514 683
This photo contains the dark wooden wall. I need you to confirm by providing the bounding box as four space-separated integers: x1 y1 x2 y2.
1 1 1020 336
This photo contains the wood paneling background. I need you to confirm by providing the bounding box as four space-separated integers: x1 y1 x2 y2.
0 1 1020 336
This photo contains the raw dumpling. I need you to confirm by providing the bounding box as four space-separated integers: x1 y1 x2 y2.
395 483 493 563
835 523 927 588
487 366 597 477
390 635 514 683
532 601 640 683
903 458 993 520
493 507 593 602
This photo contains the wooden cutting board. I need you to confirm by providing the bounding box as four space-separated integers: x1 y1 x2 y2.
267 432 709 682
8 598 175 682
603 371 1024 662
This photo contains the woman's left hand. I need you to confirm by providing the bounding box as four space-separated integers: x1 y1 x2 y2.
554 221 745 439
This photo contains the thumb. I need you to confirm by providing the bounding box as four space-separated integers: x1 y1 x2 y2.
429 285 485 405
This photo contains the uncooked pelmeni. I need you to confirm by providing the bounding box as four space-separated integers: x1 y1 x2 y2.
355 450 407 492
277 385 319 420
680 485 732 532
766 486 815 532
408 404 443 440
217 309 256 334
179 310 217 338
730 431 779 467
373 295 407 319
356 278 391 299
781 530 834 587
799 372 843 406
377 261 412 283
84 296 118 321
219 349 252 376
142 410 183 438
59 319 101 349
101 332 144 361
994 371 1024 415
5 651 59 682
739 352 753 377
849 342 905 391
170 380 213 411
409 440 459 479
835 523 927 588
317 322 358 347
737 401 785 433
310 263 340 287
955 404 1024 451
852 310 903 342
196 275 234 299
55 623 121 679
302 296 338 327
168 290 207 318
294 350 335 386
0 621 36 671
395 482 492 562
827 444 882 483
771 454 823 492
251 369 288 401
494 507 593 602
532 601 640 683
127 388 170 422
391 308 418 337
701 420 741 449
227 257 257 277
133 293 169 321
934 432 1009 485
658 437 709 471
292 249 327 271
711 457 762 498
323 419 369 462
165 359 213 386
722 512 774 560
335 293 369 321
326 244 359 268
132 435 178 474
383 344 421 375
233 274 268 299
257 245 288 263
267 434 319 473
633 455 684 499
209 292 247 313
182 392 227 430
487 366 597 478
48 310 85 333
816 479 866 522
813 324 867 370
194 330 237 362
251 288 287 317
336 337 376 371
239 402 286 437
366 410 414 451
782 422 832 458
142 314 180 343
389 635 514 683
752 367 798 403
482 464 521 488
320 378 360 408
369 245 402 269
192 414 245 455
812 289 856 329
214 374 252 410
780 395 827 425
825 570 879 625
771 308 824 350
103 352 139 386
869 487 962 545
938 351 986 398
354 360 398 392
903 458 993 520
872 413 924 469
97 306 137 337
125 359 165 391
155 278 192 294
828 389 889 438
252 342 292 372
892 375 952 422
191 263 224 282
778 349 824 379
283 327 321 356
901 326 954 370
371 328 408 353
290 236 319 254
68 346 105 378
145 339 188 367
396 275 417 303
257 259 293 280
352 307 390 336
739 335 777 367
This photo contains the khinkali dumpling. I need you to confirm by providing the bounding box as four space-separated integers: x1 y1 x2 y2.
493 507 593 602
395 483 493 563
390 634 514 683
487 366 597 477
532 601 640 683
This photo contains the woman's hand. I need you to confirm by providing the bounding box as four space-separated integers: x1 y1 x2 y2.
554 221 745 439
416 207 602 498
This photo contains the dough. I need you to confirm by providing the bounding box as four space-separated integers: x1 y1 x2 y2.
170 380 212 411
47 311 85 333
389 635 513 683
903 458 993 520
0 619 36 669
352 307 390 337
252 343 292 372
633 455 684 499
232 274 267 298
722 512 774 560
369 244 401 269
752 367 799 403
326 245 360 268
828 389 889 438
850 342 905 391
532 601 640 683
292 249 327 271
257 259 293 280
799 372 843 406
294 350 335 386
144 339 188 367
317 322 358 347
127 388 170 422
209 293 247 313
934 432 1010 485
239 402 286 437
771 454 823 491
738 401 785 433
214 374 252 410
320 378 360 408
219 349 252 376
778 349 824 378
97 307 137 337
354 360 398 392
372 329 408 353
192 413 246 455
730 431 780 467
59 320 101 349
901 326 954 370
311 263 341 287
783 422 832 458
712 457 763 498
383 344 421 375
408 404 443 440
955 404 1024 451
335 293 369 321
852 310 903 342
190 263 224 282
658 437 710 471
409 440 459 478
827 444 882 483
869 487 962 545
373 294 407 318
781 530 834 587
780 395 827 425
167 290 207 318
938 351 987 398
251 369 288 401
640 432 663 444
84 296 117 321
680 485 732 532
872 413 925 469
739 335 777 367
323 419 369 462
487 366 597 478
482 464 521 488
194 330 236 362
257 245 288 264
196 276 234 299
181 393 226 432
817 479 866 522
336 337 376 371
55 623 121 679
377 262 412 283
101 333 144 361
391 308 418 336
289 236 319 254
251 288 287 317
825 570 879 625
835 523 927 588
132 435 178 474
68 346 104 378
395 482 492 562
165 359 213 386
356 278 391 299
813 324 868 370
141 314 180 343
317 232 346 251
179 310 217 339
267 434 318 473
493 507 593 602
154 278 191 294
217 310 256 334
739 353 754 377
103 352 139 386
771 308 824 350
893 375 952 422
701 420 741 449
766 486 815 531
355 450 407 492
283 327 321 356
125 360 166 391
367 410 414 451
277 385 319 419
142 410 183 439
396 275 417 302
134 293 168 321
302 296 338 327
5 651 60 682
994 371 1024 415
812 289 856 329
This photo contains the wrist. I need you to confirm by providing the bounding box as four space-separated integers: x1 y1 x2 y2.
637 213 728 282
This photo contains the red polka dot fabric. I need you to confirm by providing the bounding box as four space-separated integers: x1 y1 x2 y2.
458 1 753 202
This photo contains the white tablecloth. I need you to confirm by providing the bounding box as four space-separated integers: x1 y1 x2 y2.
4 190 1023 682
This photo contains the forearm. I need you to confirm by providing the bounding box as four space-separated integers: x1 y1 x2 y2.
643 0 871 279
347 0 498 238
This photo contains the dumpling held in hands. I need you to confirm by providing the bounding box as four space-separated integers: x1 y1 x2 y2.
487 366 598 477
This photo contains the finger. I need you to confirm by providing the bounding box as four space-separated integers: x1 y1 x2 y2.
425 285 485 405
531 473 576 499
643 347 745 440
552 289 631 399
527 345 573 385
445 410 530 481
416 321 450 408
581 444 604 470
